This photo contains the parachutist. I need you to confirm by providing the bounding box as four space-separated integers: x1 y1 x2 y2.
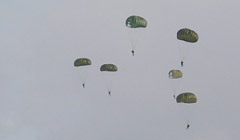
173 95 175 99
82 83 85 88
108 90 111 96
181 61 184 67
131 50 134 56
186 124 190 129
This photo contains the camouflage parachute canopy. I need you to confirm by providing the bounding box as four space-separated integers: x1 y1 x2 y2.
100 64 118 72
126 15 147 28
176 92 197 103
177 28 199 43
74 58 92 67
169 70 183 79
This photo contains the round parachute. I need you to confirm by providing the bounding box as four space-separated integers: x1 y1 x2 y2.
73 58 92 88
169 70 183 79
100 64 118 72
177 28 199 43
176 92 197 103
74 58 91 67
176 92 198 125
100 64 118 95
125 15 147 55
126 15 147 28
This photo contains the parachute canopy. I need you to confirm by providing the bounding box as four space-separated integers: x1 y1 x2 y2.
176 92 197 103
100 64 118 72
74 58 91 67
126 15 147 28
177 28 198 43
169 70 183 79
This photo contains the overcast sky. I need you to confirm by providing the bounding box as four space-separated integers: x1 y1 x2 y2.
1 0 240 139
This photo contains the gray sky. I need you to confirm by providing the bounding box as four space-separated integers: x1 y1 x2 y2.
1 0 240 139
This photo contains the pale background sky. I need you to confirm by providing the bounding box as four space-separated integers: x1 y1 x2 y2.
1 0 240 140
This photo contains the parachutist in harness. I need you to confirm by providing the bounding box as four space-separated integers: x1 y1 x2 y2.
173 95 175 99
108 90 111 96
186 124 190 129
82 83 85 88
131 50 134 56
181 61 184 67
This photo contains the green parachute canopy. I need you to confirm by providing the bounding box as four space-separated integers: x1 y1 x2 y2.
126 15 147 28
176 92 197 103
169 70 183 79
74 58 91 67
177 28 199 43
100 64 118 72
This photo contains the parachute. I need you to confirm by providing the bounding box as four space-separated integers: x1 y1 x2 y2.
177 28 198 43
74 58 91 67
74 58 92 88
126 16 147 28
100 64 118 95
100 64 118 72
125 15 147 56
177 28 199 66
169 70 183 79
176 92 198 127
176 92 197 103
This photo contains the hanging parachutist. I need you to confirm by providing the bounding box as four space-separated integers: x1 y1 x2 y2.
181 61 184 67
186 124 190 129
173 95 175 99
108 90 111 96
131 50 134 56
82 83 85 88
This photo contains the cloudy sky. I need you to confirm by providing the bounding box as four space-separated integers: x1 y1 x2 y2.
1 0 240 139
